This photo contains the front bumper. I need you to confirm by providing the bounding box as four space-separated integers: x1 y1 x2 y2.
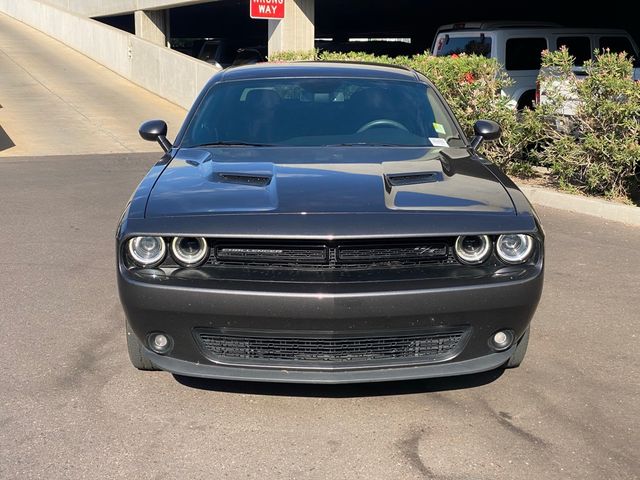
144 345 517 384
118 263 543 383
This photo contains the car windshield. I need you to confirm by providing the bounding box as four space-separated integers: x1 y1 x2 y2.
181 78 463 148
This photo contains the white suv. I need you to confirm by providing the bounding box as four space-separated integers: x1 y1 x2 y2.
431 22 640 108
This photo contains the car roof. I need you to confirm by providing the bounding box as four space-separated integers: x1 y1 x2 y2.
216 61 420 82
437 21 562 31
436 22 630 35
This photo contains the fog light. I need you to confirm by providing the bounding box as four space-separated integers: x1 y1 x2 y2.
490 330 514 351
149 333 172 354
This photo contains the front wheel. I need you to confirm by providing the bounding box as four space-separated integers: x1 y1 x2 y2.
126 320 157 371
506 327 530 368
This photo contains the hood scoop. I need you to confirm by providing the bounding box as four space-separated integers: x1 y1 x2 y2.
146 148 516 217
216 172 272 187
384 171 442 191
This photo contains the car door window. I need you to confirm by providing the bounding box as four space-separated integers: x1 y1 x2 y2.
505 38 547 70
557 36 591 65
600 36 640 67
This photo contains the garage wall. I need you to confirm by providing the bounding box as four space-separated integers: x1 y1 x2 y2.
0 0 220 109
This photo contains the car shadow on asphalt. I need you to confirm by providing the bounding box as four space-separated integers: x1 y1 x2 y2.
173 368 505 398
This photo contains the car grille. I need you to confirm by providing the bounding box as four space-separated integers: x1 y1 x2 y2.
215 245 328 264
338 244 448 262
207 239 455 269
195 329 467 367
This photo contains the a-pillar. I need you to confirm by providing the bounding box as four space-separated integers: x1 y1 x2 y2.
134 9 169 47
267 0 314 55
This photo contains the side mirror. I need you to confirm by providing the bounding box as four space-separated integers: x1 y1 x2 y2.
139 120 172 152
470 119 501 150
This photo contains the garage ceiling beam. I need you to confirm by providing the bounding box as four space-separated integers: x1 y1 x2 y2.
42 0 217 18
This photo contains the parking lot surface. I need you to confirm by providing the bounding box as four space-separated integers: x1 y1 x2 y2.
0 152 638 480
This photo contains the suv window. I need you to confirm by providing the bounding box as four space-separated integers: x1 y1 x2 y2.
435 35 492 57
505 38 547 70
557 36 591 65
600 36 640 67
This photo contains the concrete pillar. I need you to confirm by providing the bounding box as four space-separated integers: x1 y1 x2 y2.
267 0 314 56
134 9 168 47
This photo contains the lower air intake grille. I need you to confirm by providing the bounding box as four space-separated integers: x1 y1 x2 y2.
195 330 466 367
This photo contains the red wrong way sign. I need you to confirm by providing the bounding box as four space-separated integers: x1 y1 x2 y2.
250 0 285 19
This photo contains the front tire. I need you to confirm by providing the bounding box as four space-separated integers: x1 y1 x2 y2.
506 327 530 368
126 320 157 370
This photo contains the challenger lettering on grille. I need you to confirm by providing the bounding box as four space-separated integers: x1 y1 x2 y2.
223 248 284 255
210 241 452 268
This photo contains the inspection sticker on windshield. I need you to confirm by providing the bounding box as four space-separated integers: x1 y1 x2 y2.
429 138 449 147
433 123 446 135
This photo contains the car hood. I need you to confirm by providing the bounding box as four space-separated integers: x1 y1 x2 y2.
145 147 515 218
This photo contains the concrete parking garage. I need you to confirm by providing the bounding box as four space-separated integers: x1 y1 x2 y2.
22 0 640 58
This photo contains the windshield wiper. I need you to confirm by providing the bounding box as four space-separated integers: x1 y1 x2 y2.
193 141 276 147
324 143 426 147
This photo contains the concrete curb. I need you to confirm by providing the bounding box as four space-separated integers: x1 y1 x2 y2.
519 185 640 227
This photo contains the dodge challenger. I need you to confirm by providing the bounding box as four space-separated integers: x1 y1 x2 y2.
117 62 544 383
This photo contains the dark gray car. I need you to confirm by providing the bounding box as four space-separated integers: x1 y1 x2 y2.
117 62 544 383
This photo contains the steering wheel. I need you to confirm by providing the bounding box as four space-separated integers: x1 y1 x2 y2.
357 119 409 133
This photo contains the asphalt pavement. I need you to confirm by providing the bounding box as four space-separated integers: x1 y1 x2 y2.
0 152 638 480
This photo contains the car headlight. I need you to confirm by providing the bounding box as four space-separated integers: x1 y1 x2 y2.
127 236 166 267
496 234 534 264
171 237 209 267
454 235 492 264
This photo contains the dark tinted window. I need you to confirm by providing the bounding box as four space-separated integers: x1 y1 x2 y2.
182 78 462 148
198 42 219 62
435 35 492 57
557 37 592 65
505 38 547 70
231 49 266 67
600 36 640 67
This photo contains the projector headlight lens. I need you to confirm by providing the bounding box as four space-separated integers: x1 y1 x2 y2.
454 235 492 265
496 234 534 264
127 236 166 267
171 237 209 267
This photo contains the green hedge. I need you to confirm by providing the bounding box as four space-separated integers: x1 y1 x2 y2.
269 49 640 202
536 48 640 199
